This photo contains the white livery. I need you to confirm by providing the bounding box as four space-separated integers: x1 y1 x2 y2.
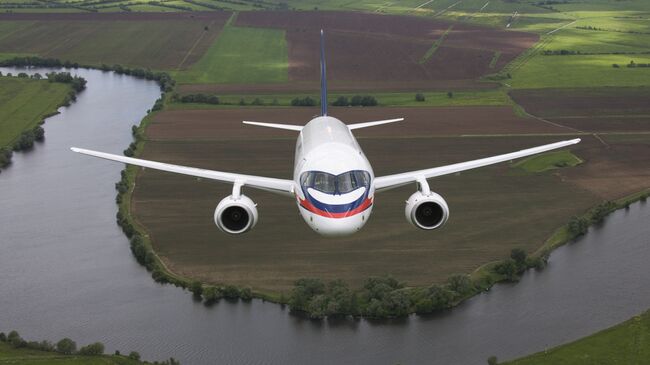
71 30 581 237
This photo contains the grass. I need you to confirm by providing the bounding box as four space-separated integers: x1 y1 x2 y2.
173 26 288 84
504 309 650 365
0 342 142 365
0 76 70 149
509 54 650 88
513 150 583 173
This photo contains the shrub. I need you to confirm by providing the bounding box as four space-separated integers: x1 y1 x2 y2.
446 274 475 296
487 355 498 365
128 351 141 360
415 93 425 102
332 96 349 106
56 338 77 354
78 342 104 356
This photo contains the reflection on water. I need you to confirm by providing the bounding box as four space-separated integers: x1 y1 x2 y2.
0 67 648 365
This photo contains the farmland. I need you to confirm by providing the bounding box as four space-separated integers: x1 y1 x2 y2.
130 103 650 292
505 309 650 365
0 12 231 69
173 24 288 84
0 76 70 149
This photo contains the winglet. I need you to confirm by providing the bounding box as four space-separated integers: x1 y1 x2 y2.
320 29 328 117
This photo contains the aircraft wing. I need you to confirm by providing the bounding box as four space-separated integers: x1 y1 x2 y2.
70 147 295 196
373 138 581 192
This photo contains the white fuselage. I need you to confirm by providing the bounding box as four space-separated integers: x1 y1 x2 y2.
293 116 374 236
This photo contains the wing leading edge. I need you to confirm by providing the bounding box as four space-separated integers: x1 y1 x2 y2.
374 138 581 192
70 147 295 196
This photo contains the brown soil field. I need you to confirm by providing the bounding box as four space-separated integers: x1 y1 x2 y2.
131 105 649 292
177 78 496 94
510 88 650 132
236 11 538 86
146 106 566 141
0 12 231 69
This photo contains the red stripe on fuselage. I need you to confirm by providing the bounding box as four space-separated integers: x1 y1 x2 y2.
298 197 372 218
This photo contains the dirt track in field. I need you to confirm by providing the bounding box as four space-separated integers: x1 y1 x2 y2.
236 11 538 86
132 105 650 292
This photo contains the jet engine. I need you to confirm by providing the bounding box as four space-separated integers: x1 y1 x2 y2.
214 194 258 234
405 191 449 230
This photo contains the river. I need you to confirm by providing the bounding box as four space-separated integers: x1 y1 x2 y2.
0 67 648 365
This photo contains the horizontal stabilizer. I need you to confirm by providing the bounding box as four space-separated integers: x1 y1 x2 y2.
242 121 303 131
348 118 404 130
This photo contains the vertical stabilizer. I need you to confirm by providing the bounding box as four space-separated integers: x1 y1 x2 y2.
320 29 328 116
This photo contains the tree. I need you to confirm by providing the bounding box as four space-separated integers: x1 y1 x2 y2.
446 274 475 296
494 259 519 281
202 286 222 303
428 284 455 309
487 355 498 365
510 248 527 266
78 342 104 356
415 93 425 102
7 331 24 347
128 351 141 360
289 278 325 310
568 216 589 236
332 96 349 106
56 338 77 354
447 91 453 98
189 280 203 297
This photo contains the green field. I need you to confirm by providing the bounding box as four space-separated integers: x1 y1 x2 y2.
173 26 288 84
0 76 70 149
509 54 650 88
505 309 650 365
0 342 143 365
514 150 583 173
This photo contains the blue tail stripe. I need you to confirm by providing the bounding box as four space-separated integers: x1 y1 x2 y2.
320 29 327 116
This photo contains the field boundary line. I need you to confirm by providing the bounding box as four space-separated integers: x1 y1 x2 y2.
434 0 461 17
593 133 610 147
547 20 577 35
414 0 434 10
419 25 453 64
176 19 217 70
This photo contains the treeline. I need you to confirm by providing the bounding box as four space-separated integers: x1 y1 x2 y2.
0 71 86 173
173 93 379 107
331 95 377 107
287 247 549 319
0 56 174 92
0 330 179 364
567 200 618 237
287 274 473 319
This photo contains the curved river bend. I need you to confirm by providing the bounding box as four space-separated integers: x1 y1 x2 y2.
0 67 648 365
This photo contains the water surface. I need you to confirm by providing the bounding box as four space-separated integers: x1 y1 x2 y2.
0 67 648 364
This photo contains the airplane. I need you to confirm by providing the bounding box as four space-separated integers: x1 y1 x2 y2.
71 30 580 237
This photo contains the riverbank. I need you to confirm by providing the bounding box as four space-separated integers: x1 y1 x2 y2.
0 330 178 365
115 101 650 319
0 74 75 171
503 308 650 365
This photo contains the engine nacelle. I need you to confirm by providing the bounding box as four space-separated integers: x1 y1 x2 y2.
405 191 449 230
214 194 258 234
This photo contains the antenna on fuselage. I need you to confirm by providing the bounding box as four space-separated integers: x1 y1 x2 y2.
320 29 328 117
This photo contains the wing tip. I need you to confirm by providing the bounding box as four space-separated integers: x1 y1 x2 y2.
70 147 81 153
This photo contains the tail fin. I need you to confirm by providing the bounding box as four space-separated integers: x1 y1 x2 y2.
320 29 328 116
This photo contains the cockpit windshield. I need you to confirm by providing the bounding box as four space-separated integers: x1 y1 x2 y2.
301 170 370 195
